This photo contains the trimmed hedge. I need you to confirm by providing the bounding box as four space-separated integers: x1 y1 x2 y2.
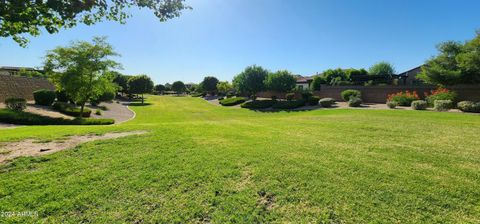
52 102 92 117
219 97 247 106
341 89 361 101
272 100 305 109
55 90 69 102
411 100 428 110
33 89 56 106
457 101 480 113
434 100 453 111
0 109 113 125
241 100 275 109
319 98 335 107
191 92 205 97
348 97 362 107
386 101 397 109
5 98 27 111
307 96 320 106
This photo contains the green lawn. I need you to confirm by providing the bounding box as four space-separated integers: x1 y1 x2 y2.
1 96 479 223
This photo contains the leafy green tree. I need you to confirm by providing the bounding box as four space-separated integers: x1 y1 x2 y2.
112 72 132 95
200 76 219 94
45 37 119 116
128 75 154 104
264 70 296 92
165 83 172 91
233 65 269 99
216 81 233 95
172 81 186 94
154 84 166 94
321 68 348 85
418 32 480 85
17 68 47 78
369 62 396 77
310 76 326 90
1 0 191 46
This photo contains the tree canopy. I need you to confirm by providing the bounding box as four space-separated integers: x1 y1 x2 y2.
44 36 119 115
368 62 396 77
154 84 166 94
200 76 219 93
418 31 480 85
0 0 191 46
216 81 233 95
233 65 268 97
128 75 154 104
171 81 186 94
264 70 296 92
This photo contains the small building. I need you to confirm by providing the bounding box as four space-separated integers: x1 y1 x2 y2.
396 65 424 85
295 76 313 90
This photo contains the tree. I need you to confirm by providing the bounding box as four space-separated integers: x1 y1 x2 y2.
264 70 296 92
112 72 132 95
216 81 233 95
17 68 47 78
310 76 326 91
321 68 348 85
200 76 219 94
233 65 269 99
45 36 119 116
128 75 154 104
418 31 480 85
171 81 186 94
154 84 166 95
369 62 396 78
165 83 172 91
1 0 191 47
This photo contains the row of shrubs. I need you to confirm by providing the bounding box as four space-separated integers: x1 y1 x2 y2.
52 102 92 117
218 96 338 110
0 109 114 125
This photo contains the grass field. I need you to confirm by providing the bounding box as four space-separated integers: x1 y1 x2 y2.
1 96 479 223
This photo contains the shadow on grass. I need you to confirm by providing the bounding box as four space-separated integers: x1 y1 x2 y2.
127 103 152 107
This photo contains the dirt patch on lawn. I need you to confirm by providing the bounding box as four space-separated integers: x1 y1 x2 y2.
0 131 147 163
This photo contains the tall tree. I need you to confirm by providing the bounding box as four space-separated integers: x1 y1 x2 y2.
233 65 269 99
44 36 119 116
369 62 396 77
200 76 219 94
264 70 296 92
0 0 191 46
128 75 154 104
112 72 132 95
216 81 233 95
154 84 166 95
171 81 186 94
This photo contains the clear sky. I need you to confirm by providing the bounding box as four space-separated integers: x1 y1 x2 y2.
1 0 479 84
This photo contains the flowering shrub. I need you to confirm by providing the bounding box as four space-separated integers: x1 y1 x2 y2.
425 87 457 106
387 91 419 106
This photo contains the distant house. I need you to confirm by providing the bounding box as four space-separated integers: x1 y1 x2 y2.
0 66 43 76
295 76 313 90
395 65 424 85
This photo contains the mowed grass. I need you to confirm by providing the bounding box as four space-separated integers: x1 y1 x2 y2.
1 96 480 223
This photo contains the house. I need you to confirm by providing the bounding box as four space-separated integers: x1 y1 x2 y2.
0 66 37 76
295 76 314 90
395 65 424 85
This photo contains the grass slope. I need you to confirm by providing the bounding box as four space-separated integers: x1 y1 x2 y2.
1 96 479 223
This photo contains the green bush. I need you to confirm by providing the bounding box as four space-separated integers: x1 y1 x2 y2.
434 100 453 111
55 90 69 102
285 93 295 101
0 109 113 125
272 100 305 109
348 97 362 107
341 89 361 101
319 98 335 107
386 101 397 109
301 91 313 100
33 89 56 106
191 92 205 97
457 101 480 113
240 100 275 109
52 102 91 117
411 100 428 110
95 109 102 115
307 96 320 106
219 97 247 106
5 98 27 111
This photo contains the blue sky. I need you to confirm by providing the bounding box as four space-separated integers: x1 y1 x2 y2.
1 0 479 84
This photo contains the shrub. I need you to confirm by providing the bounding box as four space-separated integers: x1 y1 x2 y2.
341 89 361 101
241 100 275 109
5 98 27 112
387 91 419 106
348 97 362 107
411 100 428 110
226 92 235 98
301 91 313 100
285 93 295 101
218 97 225 101
33 89 56 106
52 102 91 117
95 109 102 115
457 101 480 113
425 87 457 106
219 97 247 106
386 101 397 109
55 90 69 102
191 92 205 97
307 96 320 106
319 98 335 107
0 109 113 125
272 100 305 109
434 100 453 111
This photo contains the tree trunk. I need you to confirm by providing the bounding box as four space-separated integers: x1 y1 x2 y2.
80 103 85 118
142 93 144 105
